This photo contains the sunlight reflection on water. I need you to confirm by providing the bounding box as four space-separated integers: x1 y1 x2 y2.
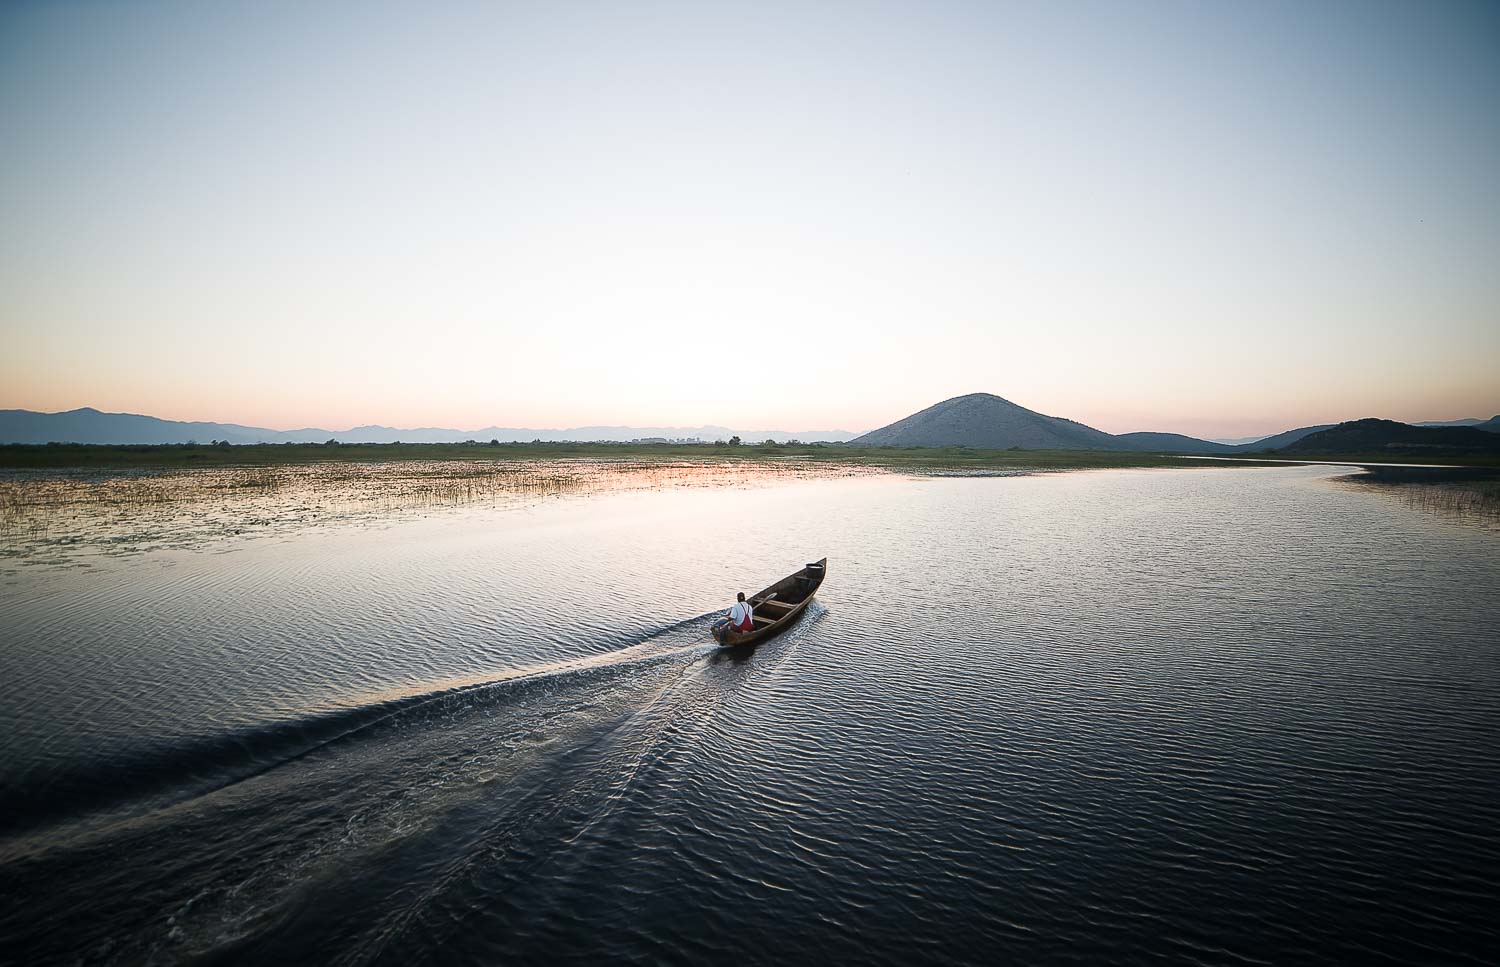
0 459 883 569
2 464 1496 965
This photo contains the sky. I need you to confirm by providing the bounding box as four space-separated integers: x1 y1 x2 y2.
2 0 1497 438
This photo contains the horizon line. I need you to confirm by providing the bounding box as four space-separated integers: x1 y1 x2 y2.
6 400 1497 445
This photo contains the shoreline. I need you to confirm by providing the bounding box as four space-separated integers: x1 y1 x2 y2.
0 441 1308 473
5 441 1498 474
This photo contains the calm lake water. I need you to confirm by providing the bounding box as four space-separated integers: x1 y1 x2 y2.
2 463 1497 965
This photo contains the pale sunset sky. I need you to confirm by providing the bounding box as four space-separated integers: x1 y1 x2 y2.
2 0 1497 437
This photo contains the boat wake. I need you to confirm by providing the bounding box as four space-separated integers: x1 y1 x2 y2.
0 611 725 857
2 603 826 964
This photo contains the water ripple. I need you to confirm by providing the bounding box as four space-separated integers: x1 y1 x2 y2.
1 466 1497 965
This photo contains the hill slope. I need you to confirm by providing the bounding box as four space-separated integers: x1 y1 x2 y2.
0 408 297 445
1281 419 1500 457
1231 424 1335 451
848 393 1279 452
1112 432 1234 454
849 394 1125 449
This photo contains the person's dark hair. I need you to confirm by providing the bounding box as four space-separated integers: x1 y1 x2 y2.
737 592 746 602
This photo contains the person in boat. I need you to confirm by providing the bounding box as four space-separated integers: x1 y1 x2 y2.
713 592 755 640
728 592 754 632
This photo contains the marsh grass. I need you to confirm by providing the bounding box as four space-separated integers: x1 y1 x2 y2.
0 445 1361 569
1349 476 1500 531
0 459 881 566
0 441 1297 472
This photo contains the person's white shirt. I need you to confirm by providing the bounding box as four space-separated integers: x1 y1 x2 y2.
729 600 753 626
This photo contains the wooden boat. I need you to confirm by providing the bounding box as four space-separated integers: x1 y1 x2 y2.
712 558 827 647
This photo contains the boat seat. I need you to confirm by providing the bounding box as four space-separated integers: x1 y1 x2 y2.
757 599 797 611
750 614 776 626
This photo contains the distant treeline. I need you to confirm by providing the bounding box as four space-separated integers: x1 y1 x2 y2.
1 441 1257 471
4 437 1497 471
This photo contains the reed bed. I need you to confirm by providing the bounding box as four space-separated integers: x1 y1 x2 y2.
0 459 881 567
1347 475 1500 530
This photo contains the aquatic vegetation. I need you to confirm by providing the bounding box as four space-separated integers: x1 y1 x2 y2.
0 441 1281 471
0 459 880 568
1347 475 1500 532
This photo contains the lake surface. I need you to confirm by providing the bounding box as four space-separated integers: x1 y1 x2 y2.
2 463 1497 965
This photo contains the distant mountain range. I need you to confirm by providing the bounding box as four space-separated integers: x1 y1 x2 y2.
0 408 855 446
847 393 1343 453
5 400 1497 452
849 393 1499 453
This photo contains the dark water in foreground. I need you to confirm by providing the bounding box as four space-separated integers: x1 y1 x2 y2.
2 465 1498 965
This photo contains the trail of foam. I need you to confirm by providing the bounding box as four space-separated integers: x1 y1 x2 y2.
338 603 829 964
0 612 725 860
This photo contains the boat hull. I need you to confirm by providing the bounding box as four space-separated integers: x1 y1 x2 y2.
713 558 827 648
